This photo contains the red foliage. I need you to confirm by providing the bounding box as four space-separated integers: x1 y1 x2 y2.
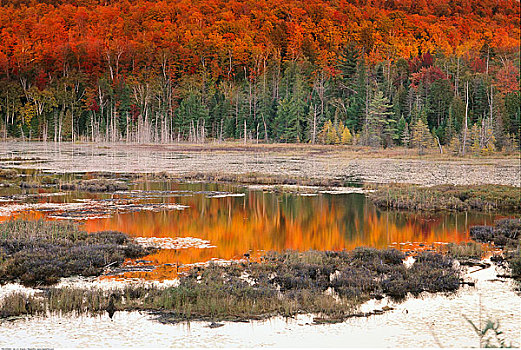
410 66 448 88
88 98 100 112
496 61 520 94
471 58 486 73
0 0 517 83
34 70 48 91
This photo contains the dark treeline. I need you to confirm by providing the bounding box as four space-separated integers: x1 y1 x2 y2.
0 0 519 154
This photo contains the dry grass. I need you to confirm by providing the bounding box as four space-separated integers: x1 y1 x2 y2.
0 248 461 322
367 184 521 212
131 142 519 160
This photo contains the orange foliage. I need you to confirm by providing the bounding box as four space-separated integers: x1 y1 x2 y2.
0 0 518 79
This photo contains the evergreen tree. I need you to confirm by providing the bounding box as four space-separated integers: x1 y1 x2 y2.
318 119 337 144
469 123 481 155
338 44 360 88
364 90 394 147
448 134 462 155
396 115 407 145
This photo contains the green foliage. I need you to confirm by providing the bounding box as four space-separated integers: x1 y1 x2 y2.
0 36 518 149
465 317 513 348
364 90 395 147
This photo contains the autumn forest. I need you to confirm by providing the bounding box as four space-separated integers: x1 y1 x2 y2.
0 0 519 153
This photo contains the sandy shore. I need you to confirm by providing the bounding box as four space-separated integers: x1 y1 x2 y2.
1 142 519 187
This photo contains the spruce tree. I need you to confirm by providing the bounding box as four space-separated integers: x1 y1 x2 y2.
365 90 394 147
396 115 407 145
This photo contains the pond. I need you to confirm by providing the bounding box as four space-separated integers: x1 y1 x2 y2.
0 178 503 280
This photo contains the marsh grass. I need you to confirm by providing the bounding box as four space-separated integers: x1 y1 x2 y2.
441 242 483 260
20 177 129 192
0 248 461 323
176 172 361 188
0 220 150 286
59 178 129 192
0 168 18 179
367 184 521 212
470 219 521 248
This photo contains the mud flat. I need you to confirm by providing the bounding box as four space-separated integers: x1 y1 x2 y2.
0 142 519 187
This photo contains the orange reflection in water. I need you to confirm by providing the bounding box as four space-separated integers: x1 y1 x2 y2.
0 182 501 280
79 187 497 280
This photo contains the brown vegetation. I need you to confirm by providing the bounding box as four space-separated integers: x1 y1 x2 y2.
0 248 461 323
367 184 521 212
0 220 151 286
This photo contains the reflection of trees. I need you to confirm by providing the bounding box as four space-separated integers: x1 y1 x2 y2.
0 183 500 280
83 190 495 274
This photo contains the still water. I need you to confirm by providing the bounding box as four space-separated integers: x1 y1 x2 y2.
0 179 502 279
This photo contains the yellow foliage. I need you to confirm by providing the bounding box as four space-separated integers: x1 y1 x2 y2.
341 126 352 145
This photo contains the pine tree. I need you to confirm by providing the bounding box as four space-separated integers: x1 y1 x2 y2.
448 134 462 155
338 44 360 85
396 115 407 145
319 119 338 145
327 121 339 144
337 120 345 138
469 123 481 155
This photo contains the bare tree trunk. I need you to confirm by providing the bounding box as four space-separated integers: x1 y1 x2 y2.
489 85 493 122
462 81 469 155
42 122 47 143
71 105 74 143
126 112 130 144
263 114 268 143
312 104 317 144
58 110 63 142
435 136 443 154
219 119 224 142
91 113 94 142
54 110 58 142
244 119 247 144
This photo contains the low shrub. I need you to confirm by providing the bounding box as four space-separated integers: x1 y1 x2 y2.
0 249 461 322
0 220 150 286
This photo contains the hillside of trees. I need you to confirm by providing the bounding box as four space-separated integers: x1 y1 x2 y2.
0 0 519 154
